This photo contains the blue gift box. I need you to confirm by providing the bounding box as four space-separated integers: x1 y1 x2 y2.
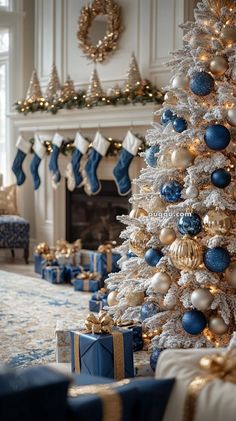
67 373 175 421
70 328 134 379
43 266 71 284
89 299 103 313
0 366 69 421
89 250 120 280
73 278 100 292
128 325 143 352
34 254 43 274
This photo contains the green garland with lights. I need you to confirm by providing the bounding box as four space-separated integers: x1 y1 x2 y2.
14 80 163 115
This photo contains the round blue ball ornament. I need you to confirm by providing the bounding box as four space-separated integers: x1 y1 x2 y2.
150 348 163 372
204 124 231 150
160 180 183 203
140 301 160 321
190 71 214 96
204 247 231 272
146 145 160 167
182 310 207 335
161 109 175 125
145 248 163 267
172 117 188 133
177 213 202 236
211 168 231 188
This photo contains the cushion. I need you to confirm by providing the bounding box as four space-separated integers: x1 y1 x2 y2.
0 184 18 215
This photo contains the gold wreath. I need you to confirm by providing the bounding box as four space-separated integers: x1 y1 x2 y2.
77 0 123 63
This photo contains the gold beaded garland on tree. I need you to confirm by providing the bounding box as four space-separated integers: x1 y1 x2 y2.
169 237 203 270
129 230 151 257
209 56 228 76
107 291 119 306
225 261 236 288
159 228 176 245
126 290 145 306
129 207 148 218
203 209 231 235
171 147 194 170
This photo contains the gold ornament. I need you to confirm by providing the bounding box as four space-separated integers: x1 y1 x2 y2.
209 316 228 335
225 261 236 288
185 185 199 199
148 196 166 213
126 290 145 306
124 53 142 91
227 107 236 126
129 207 148 218
129 230 151 257
172 75 189 90
61 75 76 101
203 209 231 235
45 63 62 101
191 288 213 311
220 26 236 45
169 237 203 270
159 227 176 245
209 56 228 76
77 0 123 63
107 291 118 306
164 91 177 104
25 69 42 102
151 272 171 294
171 148 194 170
86 68 104 103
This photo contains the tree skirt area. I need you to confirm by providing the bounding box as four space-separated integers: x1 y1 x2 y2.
0 270 90 367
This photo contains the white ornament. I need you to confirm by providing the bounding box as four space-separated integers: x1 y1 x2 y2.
185 185 199 199
151 272 171 294
172 75 189 90
209 316 228 335
191 288 213 311
227 107 236 126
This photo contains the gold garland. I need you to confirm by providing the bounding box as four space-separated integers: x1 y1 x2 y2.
77 0 123 63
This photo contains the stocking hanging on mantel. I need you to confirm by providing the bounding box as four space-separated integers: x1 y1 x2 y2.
123 53 142 91
49 133 64 189
25 69 42 102
45 63 62 102
113 130 142 196
30 134 47 190
84 131 110 195
85 68 104 103
65 132 90 191
12 135 31 186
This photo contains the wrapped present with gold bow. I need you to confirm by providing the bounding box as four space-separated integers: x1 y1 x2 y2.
43 265 71 284
89 288 108 313
55 239 82 266
34 242 52 274
73 271 101 292
156 347 236 421
89 243 121 282
70 311 134 379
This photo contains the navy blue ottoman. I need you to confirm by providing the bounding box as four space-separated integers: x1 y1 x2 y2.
0 215 30 263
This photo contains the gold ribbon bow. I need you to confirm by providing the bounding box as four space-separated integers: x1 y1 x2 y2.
114 319 135 327
184 348 236 421
98 244 113 253
55 239 81 261
35 242 50 256
85 311 114 334
78 271 100 281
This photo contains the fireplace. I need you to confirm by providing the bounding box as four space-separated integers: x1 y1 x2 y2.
66 180 131 250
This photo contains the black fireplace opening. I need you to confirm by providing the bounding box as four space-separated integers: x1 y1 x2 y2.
66 180 131 250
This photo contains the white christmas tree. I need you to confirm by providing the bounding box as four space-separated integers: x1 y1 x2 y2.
106 0 236 351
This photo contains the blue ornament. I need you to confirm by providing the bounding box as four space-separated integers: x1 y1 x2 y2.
140 302 160 321
145 248 163 267
161 109 174 125
182 310 207 335
160 180 183 203
204 247 231 272
177 213 202 236
146 145 160 167
211 168 231 188
190 71 214 96
150 348 163 372
127 250 137 258
204 124 231 151
172 117 188 133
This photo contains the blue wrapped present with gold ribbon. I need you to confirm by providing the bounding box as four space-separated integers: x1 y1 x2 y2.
67 373 175 421
73 271 101 292
70 312 134 380
43 265 71 284
34 242 51 274
115 320 143 352
89 288 108 312
89 244 120 281
34 253 43 274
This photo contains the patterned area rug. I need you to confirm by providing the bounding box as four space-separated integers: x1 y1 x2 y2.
0 270 90 367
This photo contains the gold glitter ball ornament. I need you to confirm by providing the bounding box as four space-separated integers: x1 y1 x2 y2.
203 209 231 235
107 291 118 306
159 228 176 245
225 261 236 288
171 147 194 170
209 316 228 335
209 56 228 76
129 230 151 257
169 237 203 270
126 290 145 306
148 196 166 213
129 207 148 218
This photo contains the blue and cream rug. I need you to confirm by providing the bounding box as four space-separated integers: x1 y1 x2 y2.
0 270 90 367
